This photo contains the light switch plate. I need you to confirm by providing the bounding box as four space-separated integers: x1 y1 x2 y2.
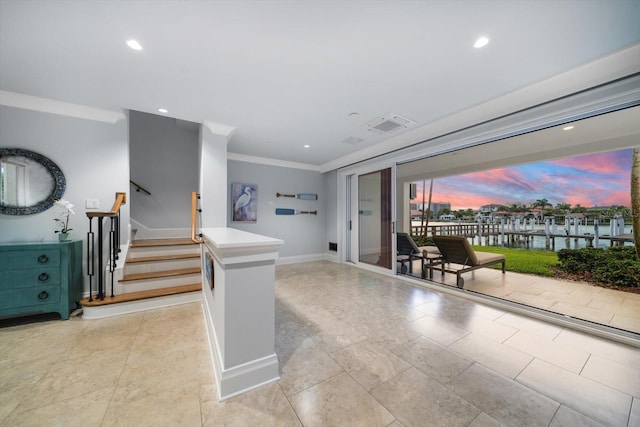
86 199 99 209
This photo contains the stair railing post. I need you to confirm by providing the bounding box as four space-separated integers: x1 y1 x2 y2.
87 217 94 302
115 212 121 260
97 216 105 300
109 217 115 298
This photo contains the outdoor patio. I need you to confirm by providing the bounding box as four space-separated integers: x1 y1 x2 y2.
400 260 640 336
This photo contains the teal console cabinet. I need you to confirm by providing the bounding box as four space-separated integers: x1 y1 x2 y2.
0 240 83 320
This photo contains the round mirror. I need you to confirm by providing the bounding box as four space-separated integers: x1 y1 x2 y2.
0 148 66 215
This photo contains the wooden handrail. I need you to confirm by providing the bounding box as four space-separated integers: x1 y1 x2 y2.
130 180 151 195
191 192 203 243
86 192 127 218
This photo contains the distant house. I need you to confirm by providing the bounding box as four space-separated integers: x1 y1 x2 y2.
410 202 452 215
410 210 424 220
480 204 502 213
439 214 457 221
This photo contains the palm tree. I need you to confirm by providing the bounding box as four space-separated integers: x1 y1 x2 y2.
422 179 434 240
419 180 426 238
632 148 639 259
571 203 586 213
534 198 549 210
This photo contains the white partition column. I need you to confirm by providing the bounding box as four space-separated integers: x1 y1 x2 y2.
200 227 284 401
199 121 234 227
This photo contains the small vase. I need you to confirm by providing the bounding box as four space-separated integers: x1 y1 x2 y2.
58 232 70 242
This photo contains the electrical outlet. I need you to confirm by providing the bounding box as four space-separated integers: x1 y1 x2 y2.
86 199 99 209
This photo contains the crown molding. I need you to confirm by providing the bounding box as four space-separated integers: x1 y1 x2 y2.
227 152 322 172
204 121 236 141
0 90 125 123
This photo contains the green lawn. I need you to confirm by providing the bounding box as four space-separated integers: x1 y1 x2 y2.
471 245 558 276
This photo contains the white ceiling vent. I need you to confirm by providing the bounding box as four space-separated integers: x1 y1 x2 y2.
342 136 364 145
363 113 417 135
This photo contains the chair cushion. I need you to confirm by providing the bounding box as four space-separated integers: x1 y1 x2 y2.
418 245 440 255
397 232 421 255
460 238 478 265
473 251 505 266
432 235 505 267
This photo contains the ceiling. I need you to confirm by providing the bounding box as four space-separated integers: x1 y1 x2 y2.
1 0 640 169
397 105 640 182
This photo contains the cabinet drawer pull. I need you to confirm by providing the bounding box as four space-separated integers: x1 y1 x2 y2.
38 291 49 300
38 272 50 282
37 254 49 264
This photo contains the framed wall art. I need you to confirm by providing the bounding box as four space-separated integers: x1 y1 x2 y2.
231 183 257 222
205 251 215 290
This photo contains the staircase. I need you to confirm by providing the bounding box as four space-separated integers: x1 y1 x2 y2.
80 238 202 319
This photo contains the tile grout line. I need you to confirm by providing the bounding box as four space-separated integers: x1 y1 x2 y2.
277 381 306 427
99 315 145 426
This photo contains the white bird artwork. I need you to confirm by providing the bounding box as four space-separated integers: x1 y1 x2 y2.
234 187 252 218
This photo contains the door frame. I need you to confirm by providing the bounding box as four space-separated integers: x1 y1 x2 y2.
338 160 397 274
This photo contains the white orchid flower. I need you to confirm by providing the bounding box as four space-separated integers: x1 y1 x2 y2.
55 199 75 215
53 199 75 234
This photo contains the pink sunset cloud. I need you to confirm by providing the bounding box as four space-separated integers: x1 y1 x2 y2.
550 151 631 175
463 168 535 192
409 148 632 210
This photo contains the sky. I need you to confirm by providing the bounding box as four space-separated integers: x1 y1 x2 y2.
411 149 633 211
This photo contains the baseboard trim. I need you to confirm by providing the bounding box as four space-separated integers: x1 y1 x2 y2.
201 290 279 401
81 291 201 320
276 252 338 265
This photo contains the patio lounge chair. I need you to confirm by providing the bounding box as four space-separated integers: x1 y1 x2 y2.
430 235 505 289
396 232 440 277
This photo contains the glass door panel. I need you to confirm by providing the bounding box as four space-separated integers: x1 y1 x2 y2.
358 168 392 269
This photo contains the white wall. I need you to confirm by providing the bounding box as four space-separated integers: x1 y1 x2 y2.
129 111 199 229
227 160 325 259
323 170 338 258
0 104 129 293
199 125 228 227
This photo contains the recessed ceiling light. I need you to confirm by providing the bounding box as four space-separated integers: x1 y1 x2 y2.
474 37 489 48
563 125 574 131
304 145 310 148
126 39 143 51
157 108 168 114
348 112 360 117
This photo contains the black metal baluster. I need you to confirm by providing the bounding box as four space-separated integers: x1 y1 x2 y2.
97 217 104 300
115 212 121 261
109 217 114 298
87 217 94 302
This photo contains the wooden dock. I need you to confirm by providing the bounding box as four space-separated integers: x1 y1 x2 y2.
410 223 633 250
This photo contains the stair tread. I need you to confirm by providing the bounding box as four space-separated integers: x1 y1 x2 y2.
127 253 201 263
121 267 201 282
131 238 198 248
80 283 201 307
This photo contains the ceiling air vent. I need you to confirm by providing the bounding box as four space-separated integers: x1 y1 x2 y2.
342 136 364 145
363 113 417 135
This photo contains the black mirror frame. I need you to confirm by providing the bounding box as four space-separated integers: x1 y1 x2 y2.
0 148 66 215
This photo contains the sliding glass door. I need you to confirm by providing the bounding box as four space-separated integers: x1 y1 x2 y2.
358 168 393 269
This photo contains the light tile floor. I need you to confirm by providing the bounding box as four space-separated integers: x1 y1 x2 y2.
1 261 639 426
403 259 640 335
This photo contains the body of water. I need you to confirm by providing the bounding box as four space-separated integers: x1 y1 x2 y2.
411 221 633 251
